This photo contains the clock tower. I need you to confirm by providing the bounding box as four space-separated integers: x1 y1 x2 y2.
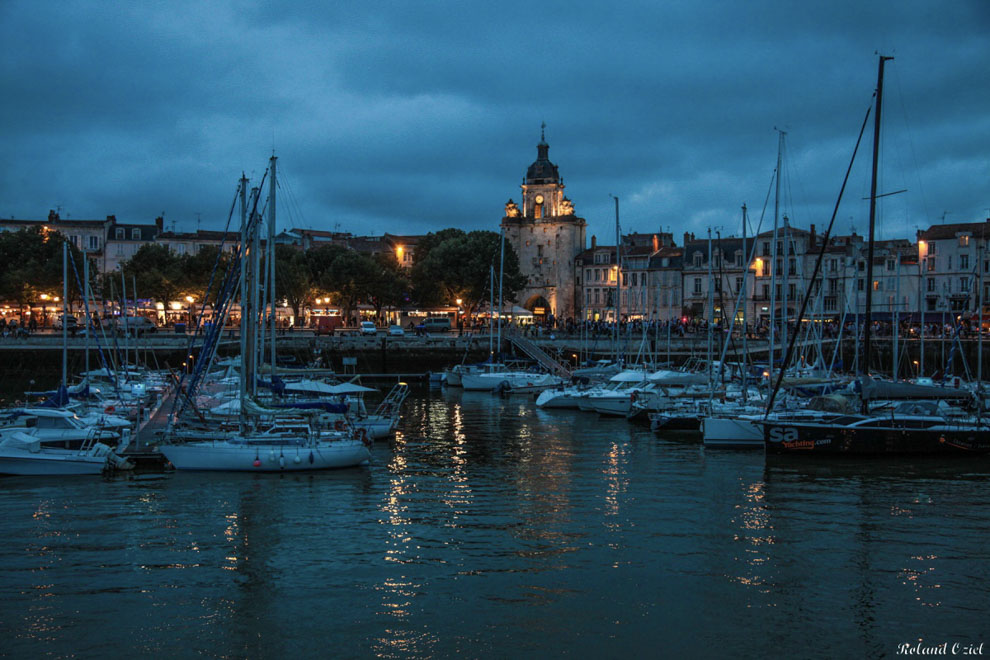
501 126 587 323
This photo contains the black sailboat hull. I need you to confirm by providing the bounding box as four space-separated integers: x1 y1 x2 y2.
764 421 990 455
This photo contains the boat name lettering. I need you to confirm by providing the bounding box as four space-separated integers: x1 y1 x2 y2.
768 427 799 443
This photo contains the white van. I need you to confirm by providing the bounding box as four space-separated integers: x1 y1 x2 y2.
420 317 451 333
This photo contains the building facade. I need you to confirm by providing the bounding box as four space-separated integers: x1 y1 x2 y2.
0 210 107 258
501 130 587 323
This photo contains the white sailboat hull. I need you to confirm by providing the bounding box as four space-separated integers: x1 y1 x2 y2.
701 417 764 449
161 439 371 471
0 452 108 476
586 395 634 416
352 416 394 440
535 389 582 409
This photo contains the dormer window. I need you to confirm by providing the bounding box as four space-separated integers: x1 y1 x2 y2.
132 228 141 240
115 228 124 240
693 253 702 267
960 235 970 247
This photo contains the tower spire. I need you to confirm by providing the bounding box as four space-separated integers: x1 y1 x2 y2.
540 121 546 143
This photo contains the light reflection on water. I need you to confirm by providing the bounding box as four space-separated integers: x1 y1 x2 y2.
1 386 989 657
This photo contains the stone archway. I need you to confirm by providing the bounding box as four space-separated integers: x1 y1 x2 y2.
525 295 552 317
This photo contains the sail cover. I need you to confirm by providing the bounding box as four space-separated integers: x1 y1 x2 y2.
858 376 971 401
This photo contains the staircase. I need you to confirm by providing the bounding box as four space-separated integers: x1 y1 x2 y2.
505 331 572 379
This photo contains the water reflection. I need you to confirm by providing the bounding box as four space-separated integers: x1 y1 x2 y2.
1 389 990 657
728 479 774 593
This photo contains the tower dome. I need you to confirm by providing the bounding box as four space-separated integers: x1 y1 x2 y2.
525 125 560 184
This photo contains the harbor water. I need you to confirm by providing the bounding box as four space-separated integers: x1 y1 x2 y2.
2 386 989 657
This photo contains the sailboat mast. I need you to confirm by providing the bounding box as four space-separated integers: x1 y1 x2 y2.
707 227 713 388
920 257 926 377
83 248 90 380
488 266 494 360
978 232 984 420
777 214 800 350
742 204 748 400
268 155 277 379
497 224 504 352
250 186 261 396
768 130 783 383
121 269 129 379
62 241 68 388
238 174 249 431
612 196 620 364
893 251 900 379
862 54 893 378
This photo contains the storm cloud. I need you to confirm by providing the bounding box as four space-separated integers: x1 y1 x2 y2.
1 0 987 243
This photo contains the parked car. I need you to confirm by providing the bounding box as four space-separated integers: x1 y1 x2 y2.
54 314 78 330
116 316 157 336
360 321 377 335
418 317 451 333
387 324 405 337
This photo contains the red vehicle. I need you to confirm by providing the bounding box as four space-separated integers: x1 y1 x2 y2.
314 316 343 336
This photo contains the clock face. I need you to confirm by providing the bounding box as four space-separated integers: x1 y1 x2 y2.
535 195 544 204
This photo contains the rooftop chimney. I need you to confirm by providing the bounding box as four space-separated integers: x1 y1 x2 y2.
155 216 164 232
591 235 597 249
683 231 691 246
48 209 58 222
809 223 816 245
652 234 659 252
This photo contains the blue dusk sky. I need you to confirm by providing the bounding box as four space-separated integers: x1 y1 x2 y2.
1 1 988 244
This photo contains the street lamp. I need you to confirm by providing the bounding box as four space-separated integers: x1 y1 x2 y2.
455 298 462 335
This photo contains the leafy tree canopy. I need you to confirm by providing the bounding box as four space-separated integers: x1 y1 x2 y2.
412 230 525 318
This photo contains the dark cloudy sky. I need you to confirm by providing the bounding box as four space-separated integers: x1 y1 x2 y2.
2 1 988 244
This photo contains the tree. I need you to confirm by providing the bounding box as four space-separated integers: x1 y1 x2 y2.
318 251 378 324
0 227 88 318
411 228 467 305
413 230 525 321
119 244 185 310
306 243 351 286
412 228 467 266
274 244 313 324
367 252 410 320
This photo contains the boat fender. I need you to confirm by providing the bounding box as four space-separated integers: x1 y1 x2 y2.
279 455 285 468
253 459 262 467
269 450 276 463
308 451 314 464
293 454 301 464
105 405 115 413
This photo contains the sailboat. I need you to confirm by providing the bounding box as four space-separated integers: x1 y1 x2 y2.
160 157 371 471
762 56 990 455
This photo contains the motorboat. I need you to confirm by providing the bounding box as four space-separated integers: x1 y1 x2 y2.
0 430 130 476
